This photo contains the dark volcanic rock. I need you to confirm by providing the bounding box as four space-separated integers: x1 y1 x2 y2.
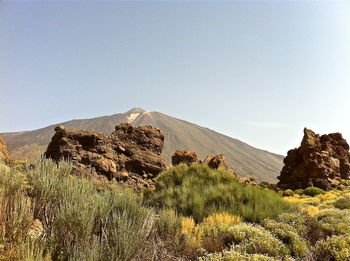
45 123 167 188
0 135 9 158
172 150 200 166
278 128 350 190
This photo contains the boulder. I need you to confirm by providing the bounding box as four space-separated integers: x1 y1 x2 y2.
0 135 9 159
45 123 167 188
277 128 350 190
239 177 257 185
203 154 229 170
171 150 237 177
172 150 200 166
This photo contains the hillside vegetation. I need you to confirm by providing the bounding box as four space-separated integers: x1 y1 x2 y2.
1 156 350 260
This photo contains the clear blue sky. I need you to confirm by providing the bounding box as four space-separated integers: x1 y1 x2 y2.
1 0 349 155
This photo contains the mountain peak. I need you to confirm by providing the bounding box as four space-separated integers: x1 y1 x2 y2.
1 108 283 182
125 107 145 114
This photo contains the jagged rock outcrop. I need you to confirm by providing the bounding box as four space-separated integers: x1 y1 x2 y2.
203 154 229 170
278 128 350 190
203 154 237 177
45 123 167 188
171 150 237 177
172 150 200 166
0 135 9 158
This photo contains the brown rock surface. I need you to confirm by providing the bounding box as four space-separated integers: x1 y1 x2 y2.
0 135 9 158
45 123 167 188
239 177 257 185
172 150 200 166
203 154 230 170
203 154 237 177
278 128 350 190
171 150 237 177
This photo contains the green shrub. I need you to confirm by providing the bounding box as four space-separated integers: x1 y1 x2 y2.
294 189 304 195
313 235 350 261
69 238 102 261
146 163 291 222
206 223 290 258
95 189 155 261
0 192 34 260
100 209 155 261
275 210 310 237
50 178 99 258
303 187 325 197
26 158 157 261
18 240 52 261
334 197 350 210
315 208 350 235
283 189 294 197
276 209 327 245
0 163 28 196
0 163 38 261
199 248 294 261
262 219 308 258
28 159 72 233
156 209 182 240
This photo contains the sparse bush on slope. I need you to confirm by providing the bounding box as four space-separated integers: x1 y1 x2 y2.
146 163 291 222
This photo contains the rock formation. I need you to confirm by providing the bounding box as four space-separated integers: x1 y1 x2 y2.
239 177 257 185
0 135 9 158
45 123 167 188
172 150 200 166
203 154 229 170
278 128 350 190
171 150 236 177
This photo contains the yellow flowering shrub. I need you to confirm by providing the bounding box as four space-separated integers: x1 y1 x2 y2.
181 217 196 236
283 196 320 206
317 192 338 202
302 206 320 216
203 212 242 227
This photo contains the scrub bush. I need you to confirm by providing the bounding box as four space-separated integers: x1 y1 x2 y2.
146 163 291 222
262 219 308 258
315 208 350 236
283 189 294 197
334 197 350 210
304 187 325 197
313 235 350 261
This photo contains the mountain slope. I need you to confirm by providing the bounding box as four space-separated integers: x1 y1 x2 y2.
1 108 283 182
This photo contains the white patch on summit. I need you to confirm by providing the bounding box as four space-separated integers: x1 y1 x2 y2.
127 113 140 123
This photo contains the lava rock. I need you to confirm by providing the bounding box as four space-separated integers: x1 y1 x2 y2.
45 123 167 187
278 128 350 190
